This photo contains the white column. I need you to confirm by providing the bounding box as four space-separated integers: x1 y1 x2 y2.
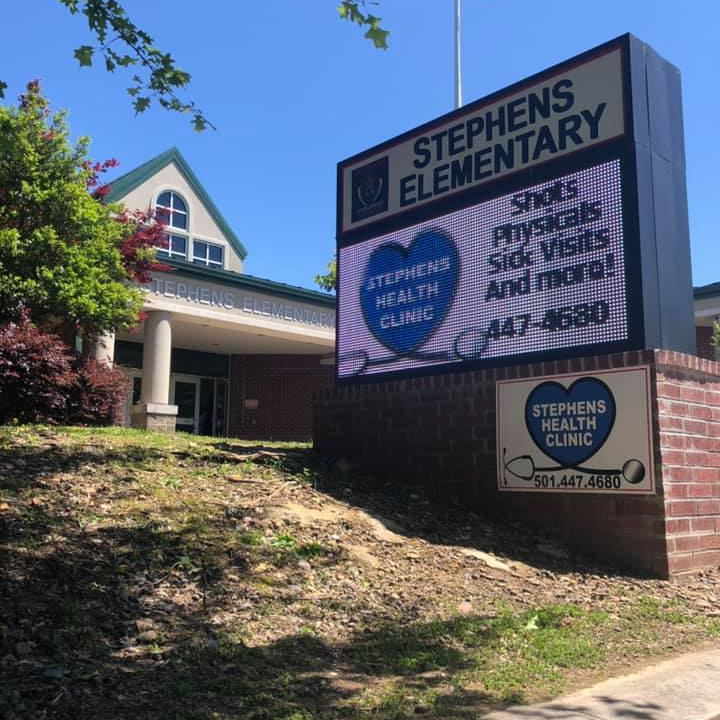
90 332 115 366
141 311 173 404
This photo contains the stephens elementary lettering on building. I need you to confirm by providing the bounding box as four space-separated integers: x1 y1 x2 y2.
98 147 336 439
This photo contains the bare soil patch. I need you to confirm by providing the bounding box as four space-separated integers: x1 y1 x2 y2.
1 426 719 720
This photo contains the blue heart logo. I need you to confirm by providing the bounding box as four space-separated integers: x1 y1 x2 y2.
524 378 616 467
360 229 459 355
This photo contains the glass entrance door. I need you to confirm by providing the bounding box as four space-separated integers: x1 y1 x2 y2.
198 379 215 436
170 375 226 437
197 378 229 437
213 380 228 437
171 377 199 433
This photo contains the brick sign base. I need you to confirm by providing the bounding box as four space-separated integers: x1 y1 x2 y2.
314 351 720 578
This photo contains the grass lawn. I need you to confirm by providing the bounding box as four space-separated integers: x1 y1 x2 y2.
1 425 719 719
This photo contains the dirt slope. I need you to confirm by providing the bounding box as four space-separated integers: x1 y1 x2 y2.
1 426 719 720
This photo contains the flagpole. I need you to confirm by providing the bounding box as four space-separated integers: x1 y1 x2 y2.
454 0 462 109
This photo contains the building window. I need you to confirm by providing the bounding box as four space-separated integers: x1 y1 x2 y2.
156 191 188 230
157 233 187 260
193 240 224 269
132 377 142 404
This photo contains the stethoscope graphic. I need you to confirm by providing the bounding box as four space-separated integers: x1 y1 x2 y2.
340 227 499 377
337 326 492 377
337 348 451 376
502 448 646 485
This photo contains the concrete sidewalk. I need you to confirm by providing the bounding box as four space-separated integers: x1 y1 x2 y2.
484 647 720 720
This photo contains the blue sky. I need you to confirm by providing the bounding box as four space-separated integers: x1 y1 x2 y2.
1 1 718 290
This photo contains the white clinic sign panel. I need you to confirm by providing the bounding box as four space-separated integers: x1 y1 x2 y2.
496 366 655 493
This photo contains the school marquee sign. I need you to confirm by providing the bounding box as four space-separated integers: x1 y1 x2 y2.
340 48 624 232
335 34 694 382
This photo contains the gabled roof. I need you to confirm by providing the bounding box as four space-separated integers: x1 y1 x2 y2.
105 147 248 260
694 282 720 300
163 257 336 307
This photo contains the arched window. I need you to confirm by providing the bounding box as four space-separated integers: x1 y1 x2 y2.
155 191 189 260
156 190 188 230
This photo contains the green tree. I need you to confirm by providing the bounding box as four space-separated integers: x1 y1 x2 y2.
0 80 165 339
314 254 337 292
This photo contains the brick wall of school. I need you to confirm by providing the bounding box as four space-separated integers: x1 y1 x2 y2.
314 350 720 578
695 326 714 361
230 355 334 441
655 351 720 575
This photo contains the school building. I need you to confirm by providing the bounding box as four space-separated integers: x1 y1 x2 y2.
98 149 720 440
694 283 720 360
100 147 335 439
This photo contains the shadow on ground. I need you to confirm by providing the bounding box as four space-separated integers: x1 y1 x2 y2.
486 697 664 719
1 515 671 720
1 515 516 719
0 433 665 719
291 447 637 580
0 434 643 577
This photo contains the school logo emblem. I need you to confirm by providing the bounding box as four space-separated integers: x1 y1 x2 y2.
351 156 389 223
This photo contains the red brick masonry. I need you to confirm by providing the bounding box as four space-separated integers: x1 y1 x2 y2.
314 350 720 578
230 355 333 441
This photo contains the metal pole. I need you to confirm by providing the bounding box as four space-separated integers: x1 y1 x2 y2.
454 0 462 108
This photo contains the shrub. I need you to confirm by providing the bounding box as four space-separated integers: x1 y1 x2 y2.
0 310 75 424
0 311 129 426
68 357 130 426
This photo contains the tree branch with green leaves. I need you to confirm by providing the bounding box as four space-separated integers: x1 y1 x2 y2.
0 0 212 131
59 0 214 131
337 1 390 49
0 2 392 131
314 255 337 292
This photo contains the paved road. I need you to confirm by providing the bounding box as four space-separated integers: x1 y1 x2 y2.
484 647 720 720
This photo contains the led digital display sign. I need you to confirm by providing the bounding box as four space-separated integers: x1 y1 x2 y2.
336 34 696 383
338 160 626 379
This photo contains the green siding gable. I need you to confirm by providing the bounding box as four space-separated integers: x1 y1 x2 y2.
105 147 248 260
695 282 720 300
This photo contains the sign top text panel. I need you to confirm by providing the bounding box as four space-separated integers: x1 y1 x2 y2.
339 43 626 235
